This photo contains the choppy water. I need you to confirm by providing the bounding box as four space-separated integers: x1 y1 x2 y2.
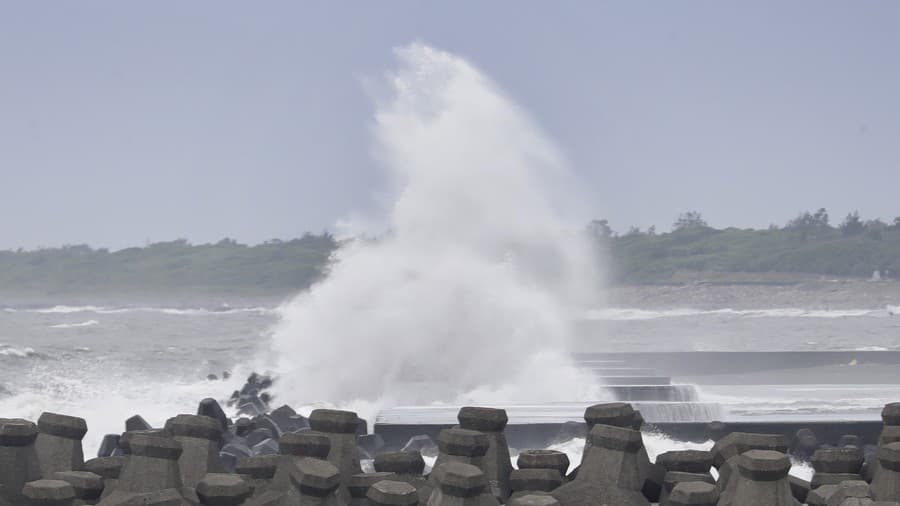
579 304 900 351
2 289 899 454
0 300 278 452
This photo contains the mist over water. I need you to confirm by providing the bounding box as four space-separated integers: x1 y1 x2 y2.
262 44 603 415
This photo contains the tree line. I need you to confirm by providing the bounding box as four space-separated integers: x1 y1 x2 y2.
1 208 898 296
589 209 900 283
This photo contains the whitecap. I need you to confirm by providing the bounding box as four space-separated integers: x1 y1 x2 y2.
0 345 38 357
31 305 109 314
50 320 100 329
585 307 878 321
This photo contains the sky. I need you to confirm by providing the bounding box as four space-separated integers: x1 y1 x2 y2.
1 2 898 250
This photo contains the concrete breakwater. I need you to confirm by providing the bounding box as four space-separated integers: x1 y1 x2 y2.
3 369 900 505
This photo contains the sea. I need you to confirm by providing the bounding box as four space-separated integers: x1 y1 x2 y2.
2 281 899 479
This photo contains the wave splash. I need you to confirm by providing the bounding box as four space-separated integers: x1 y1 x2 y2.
260 43 602 417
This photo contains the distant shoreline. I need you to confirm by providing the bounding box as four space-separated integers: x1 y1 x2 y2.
3 220 900 299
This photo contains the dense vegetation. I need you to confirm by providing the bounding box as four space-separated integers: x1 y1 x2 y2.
0 235 337 297
1 209 898 296
593 210 900 283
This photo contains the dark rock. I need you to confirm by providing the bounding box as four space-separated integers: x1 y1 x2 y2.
789 474 811 504
516 450 570 479
348 472 396 505
812 472 868 489
794 428 820 459
712 431 789 502
251 438 279 456
124 415 152 433
823 480 873 506
583 403 635 429
165 414 225 488
436 429 489 460
712 432 789 469
807 484 840 506
576 424 644 491
280 431 330 458
195 473 251 506
668 481 719 506
884 404 900 426
656 450 713 474
372 451 429 503
250 415 282 440
508 468 563 497
308 409 363 500
197 399 230 432
22 479 76 506
35 413 87 478
53 471 104 502
0 418 43 505
288 457 341 501
83 456 124 479
221 442 253 460
233 418 253 438
457 407 512 501
729 450 795 506
659 471 715 506
97 435 121 458
375 451 426 475
841 435 863 448
705 421 728 442
552 479 650 506
268 405 309 434
871 441 900 501
813 447 865 474
114 434 183 494
246 428 275 448
118 429 169 455
458 407 508 433
235 454 279 496
428 462 494 503
366 480 419 506
507 494 559 506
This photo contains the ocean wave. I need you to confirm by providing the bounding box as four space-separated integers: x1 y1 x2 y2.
585 307 879 321
3 305 275 316
50 320 100 329
0 344 39 358
157 307 275 316
30 305 108 314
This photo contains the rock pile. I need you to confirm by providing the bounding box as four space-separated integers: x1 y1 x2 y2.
5 377 900 505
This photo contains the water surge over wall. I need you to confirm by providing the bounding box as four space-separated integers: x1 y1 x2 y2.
262 43 603 416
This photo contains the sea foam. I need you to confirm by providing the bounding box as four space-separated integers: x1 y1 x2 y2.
261 43 602 421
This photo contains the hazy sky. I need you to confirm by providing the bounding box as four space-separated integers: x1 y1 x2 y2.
1 2 898 250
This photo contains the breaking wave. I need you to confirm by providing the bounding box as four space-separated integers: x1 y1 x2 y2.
0 344 40 358
50 320 100 329
3 305 275 316
262 43 601 420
